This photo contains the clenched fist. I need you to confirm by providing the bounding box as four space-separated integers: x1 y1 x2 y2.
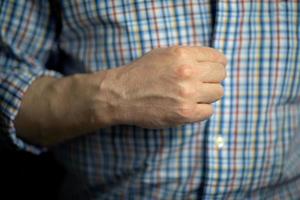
98 46 227 128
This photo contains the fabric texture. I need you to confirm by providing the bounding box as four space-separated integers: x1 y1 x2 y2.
0 0 299 199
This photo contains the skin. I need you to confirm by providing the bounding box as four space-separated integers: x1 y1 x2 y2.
14 46 227 147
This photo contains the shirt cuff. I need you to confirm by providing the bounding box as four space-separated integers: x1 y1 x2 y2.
0 67 62 154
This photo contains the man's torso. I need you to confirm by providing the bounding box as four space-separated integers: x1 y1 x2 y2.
51 1 300 199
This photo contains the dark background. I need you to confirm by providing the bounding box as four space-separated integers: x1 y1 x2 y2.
0 138 65 200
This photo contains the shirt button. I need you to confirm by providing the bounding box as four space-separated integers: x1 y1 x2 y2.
216 135 224 149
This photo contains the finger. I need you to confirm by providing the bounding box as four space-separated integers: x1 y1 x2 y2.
189 46 228 66
191 62 227 83
195 83 224 104
181 103 214 123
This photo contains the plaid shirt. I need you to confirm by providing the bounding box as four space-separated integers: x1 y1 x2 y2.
1 0 300 199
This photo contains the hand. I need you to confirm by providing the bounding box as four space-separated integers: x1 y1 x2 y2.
97 46 227 128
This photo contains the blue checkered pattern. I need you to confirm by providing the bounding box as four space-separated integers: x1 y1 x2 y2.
0 1 300 199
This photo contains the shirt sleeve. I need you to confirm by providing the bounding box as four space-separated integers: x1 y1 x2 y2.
0 1 62 154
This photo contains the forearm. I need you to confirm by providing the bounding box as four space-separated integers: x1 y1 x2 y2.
14 71 112 147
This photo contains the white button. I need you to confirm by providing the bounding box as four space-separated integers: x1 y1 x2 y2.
216 135 224 149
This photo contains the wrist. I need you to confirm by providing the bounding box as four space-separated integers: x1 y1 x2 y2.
81 70 120 129
91 66 132 126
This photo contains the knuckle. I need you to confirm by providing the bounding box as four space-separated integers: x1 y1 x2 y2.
175 65 193 79
177 104 193 119
178 84 193 98
170 46 187 57
202 47 228 65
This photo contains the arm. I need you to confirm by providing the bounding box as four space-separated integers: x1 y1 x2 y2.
15 46 227 147
1 2 227 149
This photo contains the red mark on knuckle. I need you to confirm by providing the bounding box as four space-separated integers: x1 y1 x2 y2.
176 65 192 79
